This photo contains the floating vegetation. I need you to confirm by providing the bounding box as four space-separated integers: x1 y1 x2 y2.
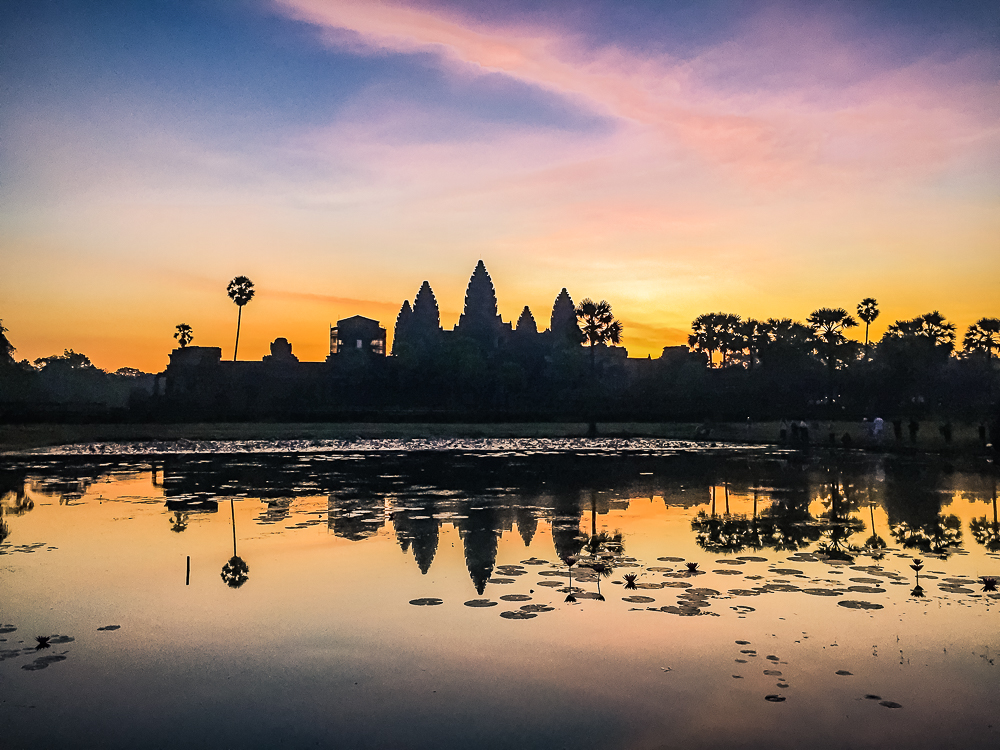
22 654 67 671
97 625 121 631
34 636 50 649
764 695 786 702
409 597 443 606
499 610 537 620
464 599 498 607
981 577 997 592
879 701 903 709
519 604 554 613
838 600 884 610
623 573 638 589
835 670 853 676
622 595 655 604
499 594 532 602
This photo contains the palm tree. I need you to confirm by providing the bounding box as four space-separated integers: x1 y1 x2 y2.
173 324 193 349
226 276 255 361
963 318 1000 361
807 307 858 402
689 312 740 367
575 299 623 372
856 298 879 352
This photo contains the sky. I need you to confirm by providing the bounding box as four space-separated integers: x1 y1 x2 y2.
2 0 998 371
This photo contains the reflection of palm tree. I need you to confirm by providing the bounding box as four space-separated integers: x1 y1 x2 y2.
863 504 887 560
890 515 963 557
170 511 189 533
577 495 623 601
969 482 1000 552
816 477 863 561
0 508 8 544
221 499 249 588
226 276 255 361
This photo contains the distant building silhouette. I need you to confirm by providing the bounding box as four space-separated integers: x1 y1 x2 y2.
330 316 386 356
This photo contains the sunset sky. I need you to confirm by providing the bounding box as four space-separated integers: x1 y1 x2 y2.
3 0 998 371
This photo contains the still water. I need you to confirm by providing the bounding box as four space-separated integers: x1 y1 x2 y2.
2 439 998 749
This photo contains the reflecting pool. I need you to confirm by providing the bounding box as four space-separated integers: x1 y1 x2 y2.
2 440 999 749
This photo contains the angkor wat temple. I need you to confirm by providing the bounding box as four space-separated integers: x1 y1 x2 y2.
156 261 689 420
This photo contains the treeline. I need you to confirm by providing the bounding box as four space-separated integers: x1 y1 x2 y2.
2 296 998 426
674 302 999 422
0 326 153 420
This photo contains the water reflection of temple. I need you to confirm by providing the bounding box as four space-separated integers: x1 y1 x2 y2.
4 451 997 589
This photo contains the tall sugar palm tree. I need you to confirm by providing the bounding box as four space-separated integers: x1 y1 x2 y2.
575 299 623 372
173 324 193 349
856 298 879 352
227 276 255 361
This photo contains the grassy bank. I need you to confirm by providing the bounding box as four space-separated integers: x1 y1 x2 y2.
0 420 991 454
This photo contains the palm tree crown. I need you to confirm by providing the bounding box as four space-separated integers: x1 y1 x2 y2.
857 298 879 349
227 276 255 361
174 324 193 348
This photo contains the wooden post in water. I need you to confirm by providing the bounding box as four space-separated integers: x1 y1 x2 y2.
186 555 190 585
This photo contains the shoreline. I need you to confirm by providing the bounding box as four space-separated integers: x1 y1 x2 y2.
0 420 991 455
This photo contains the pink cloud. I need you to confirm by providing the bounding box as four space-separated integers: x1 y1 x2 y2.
275 0 1000 190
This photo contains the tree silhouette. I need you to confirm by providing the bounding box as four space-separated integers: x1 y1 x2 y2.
807 308 858 400
884 311 956 351
174 324 193 349
226 276 255 361
963 317 1000 360
575 299 622 372
689 313 742 367
857 298 879 352
0 320 15 366
735 318 766 370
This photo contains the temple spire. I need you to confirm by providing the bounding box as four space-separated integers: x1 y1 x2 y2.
456 260 503 347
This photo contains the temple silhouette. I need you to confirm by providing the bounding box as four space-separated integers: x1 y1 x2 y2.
154 260 681 420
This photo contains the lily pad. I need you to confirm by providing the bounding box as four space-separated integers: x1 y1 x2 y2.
838 600 883 610
463 599 498 608
500 610 537 620
409 597 443 606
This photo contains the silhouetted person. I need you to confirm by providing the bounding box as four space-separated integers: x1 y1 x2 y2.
979 423 987 447
909 419 919 444
841 433 852 448
939 422 953 444
779 420 788 443
893 419 903 442
799 420 809 444
790 422 800 443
